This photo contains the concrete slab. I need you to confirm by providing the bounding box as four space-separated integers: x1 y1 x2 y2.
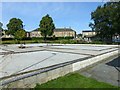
50 45 112 51
0 51 88 78
46 47 118 56
0 44 118 80
0 49 7 53
0 49 8 55
79 56 120 87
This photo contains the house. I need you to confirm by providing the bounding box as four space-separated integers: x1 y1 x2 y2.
53 28 76 38
1 30 14 39
82 30 96 42
2 34 14 38
30 28 76 38
30 29 42 38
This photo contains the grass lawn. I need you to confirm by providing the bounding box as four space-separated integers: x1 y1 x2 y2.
35 73 119 88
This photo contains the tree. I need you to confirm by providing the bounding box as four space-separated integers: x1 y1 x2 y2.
7 18 23 35
0 22 3 31
0 22 3 38
14 29 26 47
39 14 55 41
14 29 26 40
89 2 120 42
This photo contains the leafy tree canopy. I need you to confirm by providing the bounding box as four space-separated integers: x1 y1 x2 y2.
0 22 3 31
39 14 55 40
89 2 120 42
14 29 26 40
7 18 23 35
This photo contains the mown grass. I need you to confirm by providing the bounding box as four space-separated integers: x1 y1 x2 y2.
35 73 119 88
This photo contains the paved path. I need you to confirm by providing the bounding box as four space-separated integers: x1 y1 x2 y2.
79 55 120 87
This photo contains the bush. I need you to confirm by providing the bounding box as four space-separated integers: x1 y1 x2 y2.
22 37 32 40
33 40 39 43
60 40 77 44
32 37 43 40
2 38 14 41
57 37 74 40
89 41 106 44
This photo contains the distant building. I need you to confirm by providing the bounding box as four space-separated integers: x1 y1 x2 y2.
1 30 14 38
82 30 96 42
1 28 76 39
82 30 96 37
2 34 14 38
30 29 42 38
53 28 76 38
26 32 31 37
30 28 76 38
112 33 120 42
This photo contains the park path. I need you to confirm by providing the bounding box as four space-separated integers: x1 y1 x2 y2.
78 55 120 87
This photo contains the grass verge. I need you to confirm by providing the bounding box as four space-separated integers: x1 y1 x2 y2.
35 73 119 88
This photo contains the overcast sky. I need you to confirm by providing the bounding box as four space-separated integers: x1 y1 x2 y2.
2 2 103 33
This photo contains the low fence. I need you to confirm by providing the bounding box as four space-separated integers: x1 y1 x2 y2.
0 50 118 88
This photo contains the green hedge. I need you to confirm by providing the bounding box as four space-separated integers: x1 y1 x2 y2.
1 39 119 45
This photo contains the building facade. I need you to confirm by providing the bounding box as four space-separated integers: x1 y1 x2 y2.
82 30 96 42
1 30 14 38
53 28 76 38
29 28 76 38
30 29 42 38
82 30 96 37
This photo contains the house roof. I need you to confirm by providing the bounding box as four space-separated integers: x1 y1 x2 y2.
32 28 39 32
31 28 76 32
54 28 75 32
84 35 96 38
82 30 95 32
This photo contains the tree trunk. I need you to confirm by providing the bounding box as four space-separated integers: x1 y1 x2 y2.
44 35 47 43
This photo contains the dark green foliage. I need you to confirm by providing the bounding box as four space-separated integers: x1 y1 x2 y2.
14 29 26 40
59 39 77 44
7 18 24 35
56 37 74 40
31 37 43 40
2 39 119 45
6 18 27 45
22 37 32 40
0 22 3 31
77 33 82 38
0 22 3 38
2 38 14 41
90 2 120 42
39 14 55 41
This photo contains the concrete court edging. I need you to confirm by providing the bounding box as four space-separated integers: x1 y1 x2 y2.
72 50 118 71
1 65 73 88
1 50 118 88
